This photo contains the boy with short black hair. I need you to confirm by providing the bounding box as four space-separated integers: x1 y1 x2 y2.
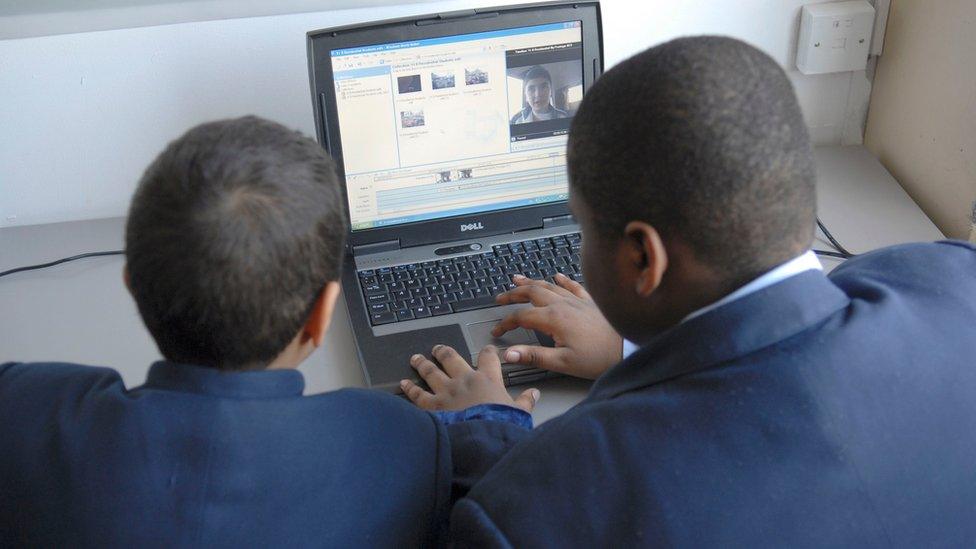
403 36 976 546
0 116 534 546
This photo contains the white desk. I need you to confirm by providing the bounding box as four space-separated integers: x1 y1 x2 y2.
0 145 945 424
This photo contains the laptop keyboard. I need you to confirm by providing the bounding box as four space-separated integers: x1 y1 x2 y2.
358 232 583 326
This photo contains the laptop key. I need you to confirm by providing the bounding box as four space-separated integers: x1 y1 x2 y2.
430 303 452 316
367 293 390 304
363 283 385 295
412 306 432 318
370 311 396 325
369 302 389 313
395 309 415 322
384 280 403 291
453 294 498 313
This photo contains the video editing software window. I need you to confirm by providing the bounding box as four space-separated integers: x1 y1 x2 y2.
330 22 583 230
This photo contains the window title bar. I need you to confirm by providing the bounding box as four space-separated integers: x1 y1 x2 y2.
330 21 580 57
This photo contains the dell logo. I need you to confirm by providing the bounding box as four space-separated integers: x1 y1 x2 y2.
460 222 485 232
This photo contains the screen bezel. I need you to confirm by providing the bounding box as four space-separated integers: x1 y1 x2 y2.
307 1 602 250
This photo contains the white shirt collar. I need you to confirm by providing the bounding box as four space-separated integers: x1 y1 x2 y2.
621 250 822 358
682 250 822 323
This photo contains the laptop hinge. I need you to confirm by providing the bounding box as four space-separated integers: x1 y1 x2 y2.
542 214 575 229
352 239 400 256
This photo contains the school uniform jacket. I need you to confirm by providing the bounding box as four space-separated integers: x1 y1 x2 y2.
0 360 529 547
451 241 976 548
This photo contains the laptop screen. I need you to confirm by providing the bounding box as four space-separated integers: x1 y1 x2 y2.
330 21 583 231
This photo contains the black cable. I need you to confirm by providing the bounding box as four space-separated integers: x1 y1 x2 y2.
0 250 124 279
816 217 856 258
813 249 849 259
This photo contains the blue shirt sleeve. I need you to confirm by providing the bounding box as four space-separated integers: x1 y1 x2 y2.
432 403 533 430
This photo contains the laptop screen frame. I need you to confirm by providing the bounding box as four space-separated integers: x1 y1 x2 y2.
307 1 603 251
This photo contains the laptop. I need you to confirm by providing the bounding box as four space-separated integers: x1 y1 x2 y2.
307 1 603 391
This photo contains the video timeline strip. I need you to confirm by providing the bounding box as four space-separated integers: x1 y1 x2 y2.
375 167 568 215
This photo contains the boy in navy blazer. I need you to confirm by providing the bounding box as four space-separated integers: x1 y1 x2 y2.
0 117 538 547
402 37 976 546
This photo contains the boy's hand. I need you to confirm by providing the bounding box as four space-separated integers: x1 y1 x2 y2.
492 274 622 380
400 344 540 413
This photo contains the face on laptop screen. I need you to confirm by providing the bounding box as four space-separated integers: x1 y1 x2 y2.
330 21 583 231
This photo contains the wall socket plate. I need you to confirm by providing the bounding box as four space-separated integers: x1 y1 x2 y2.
796 0 875 75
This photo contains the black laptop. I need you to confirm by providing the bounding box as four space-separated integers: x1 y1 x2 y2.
307 1 603 391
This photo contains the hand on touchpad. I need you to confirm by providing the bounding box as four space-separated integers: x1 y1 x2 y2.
465 320 533 348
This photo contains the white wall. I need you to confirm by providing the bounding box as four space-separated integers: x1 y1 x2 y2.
0 0 877 228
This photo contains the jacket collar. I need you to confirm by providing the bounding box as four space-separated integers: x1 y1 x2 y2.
143 361 305 399
587 270 850 401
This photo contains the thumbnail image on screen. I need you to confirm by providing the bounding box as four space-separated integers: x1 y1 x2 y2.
431 71 455 89
397 74 422 94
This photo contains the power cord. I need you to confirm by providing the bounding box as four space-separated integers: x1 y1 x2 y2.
0 250 124 279
813 217 857 260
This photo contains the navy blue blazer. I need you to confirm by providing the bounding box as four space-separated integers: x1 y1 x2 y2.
0 361 528 547
451 241 976 547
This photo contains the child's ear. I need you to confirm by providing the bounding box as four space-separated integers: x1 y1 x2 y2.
623 221 667 297
305 281 342 347
123 265 132 292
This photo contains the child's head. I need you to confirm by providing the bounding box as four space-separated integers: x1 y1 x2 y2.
125 116 347 370
566 36 817 341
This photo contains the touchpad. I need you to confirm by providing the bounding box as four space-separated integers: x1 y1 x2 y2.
463 320 537 364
